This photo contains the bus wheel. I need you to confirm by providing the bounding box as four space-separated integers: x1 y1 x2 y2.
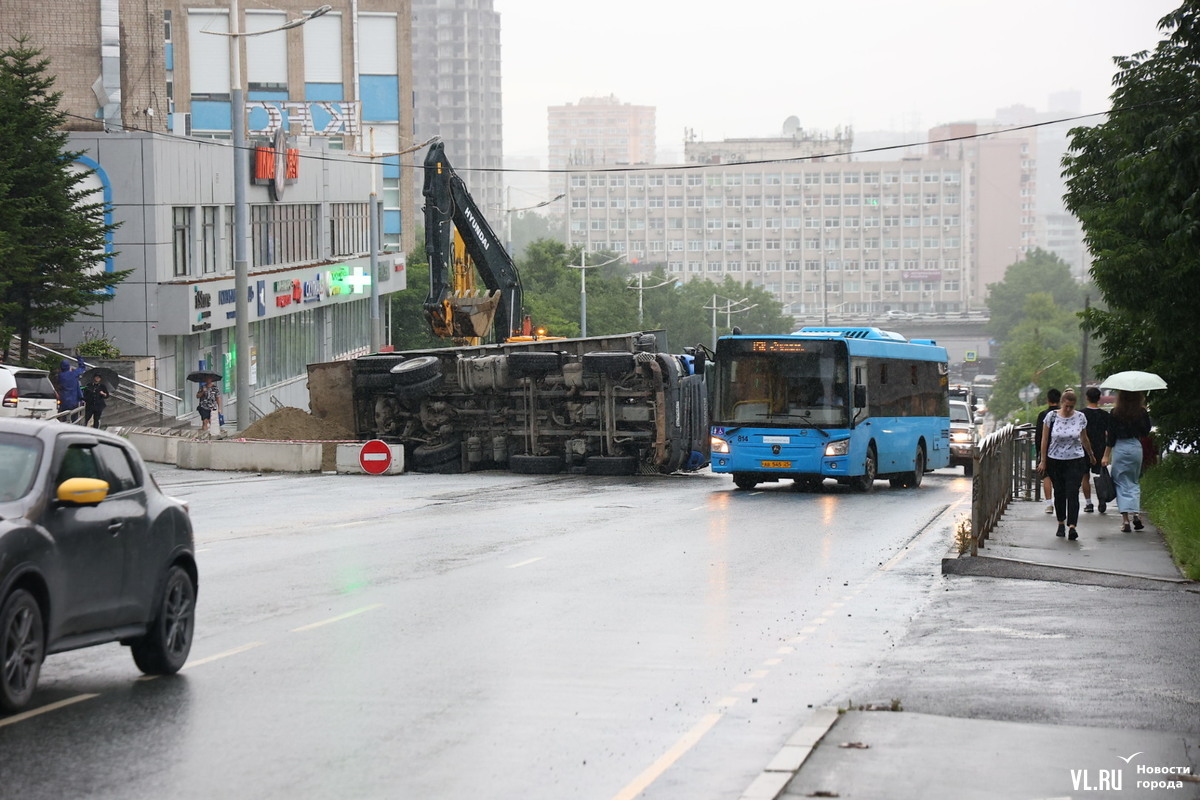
851 446 877 493
899 447 925 488
733 473 759 490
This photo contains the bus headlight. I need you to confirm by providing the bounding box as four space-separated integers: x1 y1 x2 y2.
824 439 850 457
711 436 730 454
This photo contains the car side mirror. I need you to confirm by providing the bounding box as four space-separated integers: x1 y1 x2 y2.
56 477 109 506
853 384 867 409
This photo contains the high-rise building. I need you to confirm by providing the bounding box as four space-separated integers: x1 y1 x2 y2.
2 0 415 419
548 94 656 174
411 0 503 215
563 123 1029 320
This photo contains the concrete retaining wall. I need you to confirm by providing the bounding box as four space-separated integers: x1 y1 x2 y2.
126 430 405 475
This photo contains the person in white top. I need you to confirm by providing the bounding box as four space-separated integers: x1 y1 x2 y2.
1036 390 1097 540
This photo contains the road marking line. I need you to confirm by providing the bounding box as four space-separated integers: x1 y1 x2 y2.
717 697 739 708
788 635 807 644
291 603 384 633
800 626 818 634
0 694 97 727
813 617 828 625
330 520 370 529
828 601 845 609
182 641 264 669
776 646 795 655
750 670 769 679
733 683 756 693
610 713 723 800
763 658 782 666
879 500 964 572
507 557 545 569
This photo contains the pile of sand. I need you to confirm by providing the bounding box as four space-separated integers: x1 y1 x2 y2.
240 406 355 442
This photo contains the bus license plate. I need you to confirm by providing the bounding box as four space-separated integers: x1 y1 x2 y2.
761 460 792 469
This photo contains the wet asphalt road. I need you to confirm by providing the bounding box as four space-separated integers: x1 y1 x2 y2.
0 467 972 799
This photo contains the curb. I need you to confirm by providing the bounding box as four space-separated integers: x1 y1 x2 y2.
942 554 1194 591
739 707 840 800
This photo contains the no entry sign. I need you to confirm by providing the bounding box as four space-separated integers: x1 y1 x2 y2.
359 439 393 474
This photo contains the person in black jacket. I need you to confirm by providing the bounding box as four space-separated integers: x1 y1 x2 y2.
1101 390 1153 533
81 373 110 428
1080 386 1111 513
1034 388 1061 513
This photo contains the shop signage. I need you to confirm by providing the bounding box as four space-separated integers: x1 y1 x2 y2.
246 101 361 138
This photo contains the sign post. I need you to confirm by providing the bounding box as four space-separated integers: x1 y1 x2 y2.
359 439 393 475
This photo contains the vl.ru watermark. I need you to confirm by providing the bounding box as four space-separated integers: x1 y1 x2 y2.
1070 753 1195 792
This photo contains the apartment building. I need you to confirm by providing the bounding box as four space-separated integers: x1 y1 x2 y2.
548 94 655 175
2 0 414 418
411 0 503 215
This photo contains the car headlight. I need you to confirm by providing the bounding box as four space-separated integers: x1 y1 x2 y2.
824 439 850 457
711 436 730 454
951 431 973 443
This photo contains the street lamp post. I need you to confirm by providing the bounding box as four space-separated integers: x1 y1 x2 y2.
704 295 755 349
208 3 330 431
626 273 672 327
566 252 623 337
500 189 564 256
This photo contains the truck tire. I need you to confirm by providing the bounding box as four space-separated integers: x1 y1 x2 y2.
584 455 638 475
391 356 442 385
509 454 563 474
354 373 397 390
413 440 461 467
582 351 635 377
507 352 561 379
395 374 442 401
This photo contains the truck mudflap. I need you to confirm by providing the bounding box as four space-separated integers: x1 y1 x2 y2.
308 332 710 476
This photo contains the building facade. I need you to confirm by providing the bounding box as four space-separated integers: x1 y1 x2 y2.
2 0 415 421
548 94 655 194
411 0 503 215
563 126 1031 320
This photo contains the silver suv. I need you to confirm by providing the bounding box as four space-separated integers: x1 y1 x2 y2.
949 398 978 475
0 365 58 420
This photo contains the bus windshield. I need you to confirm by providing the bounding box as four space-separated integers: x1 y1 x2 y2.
714 339 849 428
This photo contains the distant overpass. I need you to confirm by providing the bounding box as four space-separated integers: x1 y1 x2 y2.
791 313 993 366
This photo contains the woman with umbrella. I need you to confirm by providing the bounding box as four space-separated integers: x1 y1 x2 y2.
1100 372 1162 533
189 370 224 438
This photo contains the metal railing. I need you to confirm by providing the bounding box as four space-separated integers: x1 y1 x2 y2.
969 423 1038 555
7 339 183 421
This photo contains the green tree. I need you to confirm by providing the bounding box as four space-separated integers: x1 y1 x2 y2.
507 210 565 263
989 293 1081 418
985 248 1086 342
1062 3 1200 449
0 39 125 364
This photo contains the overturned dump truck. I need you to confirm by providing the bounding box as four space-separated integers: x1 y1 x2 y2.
307 331 710 475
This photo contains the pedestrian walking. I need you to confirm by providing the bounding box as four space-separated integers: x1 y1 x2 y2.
1080 386 1111 514
196 376 223 437
1034 388 1061 514
1101 389 1153 533
56 355 86 420
81 373 110 428
1037 390 1097 541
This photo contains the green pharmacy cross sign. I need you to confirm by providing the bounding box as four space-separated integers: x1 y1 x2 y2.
327 266 372 296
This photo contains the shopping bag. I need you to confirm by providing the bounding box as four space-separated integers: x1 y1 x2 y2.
1094 465 1117 504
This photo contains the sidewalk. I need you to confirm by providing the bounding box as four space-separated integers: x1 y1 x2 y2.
741 499 1200 800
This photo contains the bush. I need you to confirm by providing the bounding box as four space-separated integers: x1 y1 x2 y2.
1142 452 1200 581
77 332 121 359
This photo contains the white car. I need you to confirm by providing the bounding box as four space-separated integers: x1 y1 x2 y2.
884 310 915 320
0 365 58 420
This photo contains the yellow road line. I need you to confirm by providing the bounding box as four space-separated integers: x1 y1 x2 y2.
610 713 724 800
0 694 98 727
507 557 545 569
182 641 265 669
291 603 384 633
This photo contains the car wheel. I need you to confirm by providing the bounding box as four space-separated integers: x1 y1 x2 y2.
851 446 877 493
390 356 442 386
584 455 638 475
0 589 44 713
509 454 563 474
963 461 974 477
132 566 196 675
733 473 758 490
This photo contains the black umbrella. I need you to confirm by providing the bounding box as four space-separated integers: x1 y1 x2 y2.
187 370 222 384
82 366 121 391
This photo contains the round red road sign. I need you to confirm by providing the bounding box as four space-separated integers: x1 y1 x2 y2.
359 439 393 474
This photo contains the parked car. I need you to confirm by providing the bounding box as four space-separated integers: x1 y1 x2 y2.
884 309 915 320
949 398 978 476
0 364 58 420
0 418 197 713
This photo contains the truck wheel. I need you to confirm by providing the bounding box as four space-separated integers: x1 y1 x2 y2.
395 374 442 401
391 356 441 385
354 372 397 390
413 440 461 467
509 454 563 475
507 352 561 378
733 473 758 490
584 455 638 475
582 351 635 377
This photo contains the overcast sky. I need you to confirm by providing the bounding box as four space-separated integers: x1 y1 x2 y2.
496 0 1182 164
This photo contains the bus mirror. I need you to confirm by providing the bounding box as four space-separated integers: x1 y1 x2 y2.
853 384 867 408
694 351 706 376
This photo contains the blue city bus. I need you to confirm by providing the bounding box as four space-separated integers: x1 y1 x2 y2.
708 327 950 491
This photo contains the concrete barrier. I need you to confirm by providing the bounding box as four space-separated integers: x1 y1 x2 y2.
176 438 323 472
335 442 405 474
125 431 180 465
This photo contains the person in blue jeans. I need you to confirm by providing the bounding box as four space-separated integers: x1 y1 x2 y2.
1102 390 1153 533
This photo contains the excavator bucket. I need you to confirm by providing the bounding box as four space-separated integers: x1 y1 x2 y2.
427 290 502 339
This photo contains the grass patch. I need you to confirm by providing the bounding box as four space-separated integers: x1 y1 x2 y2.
1142 453 1200 580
